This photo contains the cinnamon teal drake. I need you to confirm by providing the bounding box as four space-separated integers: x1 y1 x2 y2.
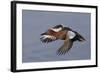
40 24 85 55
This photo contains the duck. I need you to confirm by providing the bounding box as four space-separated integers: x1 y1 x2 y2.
40 24 85 55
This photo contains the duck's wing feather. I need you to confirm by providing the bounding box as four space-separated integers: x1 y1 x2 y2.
40 35 57 43
57 38 73 55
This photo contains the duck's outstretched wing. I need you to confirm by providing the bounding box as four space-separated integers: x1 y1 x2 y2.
57 39 73 55
40 35 57 43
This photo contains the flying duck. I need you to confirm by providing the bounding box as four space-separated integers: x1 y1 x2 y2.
40 24 85 55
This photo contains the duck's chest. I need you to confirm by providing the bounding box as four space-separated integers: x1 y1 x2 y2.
53 31 68 40
47 29 68 39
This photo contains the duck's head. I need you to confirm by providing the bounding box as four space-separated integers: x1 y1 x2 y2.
50 24 64 32
53 24 63 29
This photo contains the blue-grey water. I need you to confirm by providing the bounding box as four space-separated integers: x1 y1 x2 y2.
22 10 91 63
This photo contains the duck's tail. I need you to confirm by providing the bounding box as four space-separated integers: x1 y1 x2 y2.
76 32 86 42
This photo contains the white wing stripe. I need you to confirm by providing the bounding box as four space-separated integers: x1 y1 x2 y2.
68 31 76 39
